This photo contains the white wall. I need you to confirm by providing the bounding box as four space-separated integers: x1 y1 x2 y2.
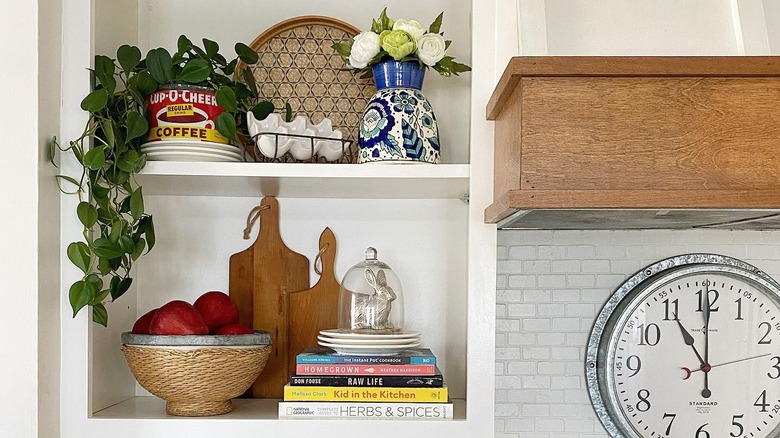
38 0 62 435
0 1 40 437
494 1 780 437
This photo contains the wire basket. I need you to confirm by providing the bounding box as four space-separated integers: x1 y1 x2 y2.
250 132 356 163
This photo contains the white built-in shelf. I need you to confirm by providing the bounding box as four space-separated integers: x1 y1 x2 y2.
136 162 470 199
93 396 466 420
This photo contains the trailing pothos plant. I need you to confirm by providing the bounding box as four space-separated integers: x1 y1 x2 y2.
51 35 275 326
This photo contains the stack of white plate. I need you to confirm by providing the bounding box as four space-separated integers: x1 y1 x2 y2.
318 329 421 356
140 139 243 162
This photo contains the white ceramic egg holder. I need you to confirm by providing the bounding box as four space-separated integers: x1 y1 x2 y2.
247 112 350 162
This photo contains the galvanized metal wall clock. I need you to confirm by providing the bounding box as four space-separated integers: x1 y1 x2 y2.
587 254 780 437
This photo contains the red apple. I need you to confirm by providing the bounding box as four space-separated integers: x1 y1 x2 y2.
193 291 240 333
149 300 209 335
131 308 158 334
214 323 254 335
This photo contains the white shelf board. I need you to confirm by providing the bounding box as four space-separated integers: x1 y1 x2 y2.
87 397 468 436
136 162 470 199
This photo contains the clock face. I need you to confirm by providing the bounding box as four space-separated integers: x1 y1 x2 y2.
587 255 780 438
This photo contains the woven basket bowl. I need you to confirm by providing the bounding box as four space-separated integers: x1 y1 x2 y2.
121 331 272 416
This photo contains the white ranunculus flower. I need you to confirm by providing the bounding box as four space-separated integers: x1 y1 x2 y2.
416 33 446 66
393 19 426 41
349 31 381 69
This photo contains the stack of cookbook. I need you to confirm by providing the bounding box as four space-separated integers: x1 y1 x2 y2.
279 331 451 420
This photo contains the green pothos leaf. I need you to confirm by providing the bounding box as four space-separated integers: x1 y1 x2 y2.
69 281 90 317
76 202 98 228
130 187 144 221
67 242 91 274
92 303 108 326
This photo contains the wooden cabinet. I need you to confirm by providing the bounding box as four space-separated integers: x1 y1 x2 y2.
486 57 780 229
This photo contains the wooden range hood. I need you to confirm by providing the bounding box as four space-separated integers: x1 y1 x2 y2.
485 56 780 230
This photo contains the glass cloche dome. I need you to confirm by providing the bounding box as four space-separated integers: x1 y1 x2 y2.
338 247 404 334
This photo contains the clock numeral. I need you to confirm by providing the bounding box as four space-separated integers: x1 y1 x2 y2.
637 323 660 346
696 289 719 313
769 356 780 379
773 404 780 414
662 412 676 436
758 322 772 345
729 415 744 437
626 355 641 378
663 298 678 321
735 298 744 321
635 389 651 412
695 423 711 438
754 390 769 412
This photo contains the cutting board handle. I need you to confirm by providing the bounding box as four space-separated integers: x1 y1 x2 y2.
313 227 337 281
242 197 281 241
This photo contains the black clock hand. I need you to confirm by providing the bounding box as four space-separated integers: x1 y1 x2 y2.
702 281 712 398
673 313 706 366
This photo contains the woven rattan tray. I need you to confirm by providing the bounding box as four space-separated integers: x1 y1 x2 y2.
238 16 375 163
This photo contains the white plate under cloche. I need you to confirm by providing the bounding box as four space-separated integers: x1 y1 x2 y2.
317 340 422 356
319 329 421 340
317 335 420 346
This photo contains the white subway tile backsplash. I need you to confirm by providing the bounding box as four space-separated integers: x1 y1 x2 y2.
508 274 537 288
509 245 538 259
495 229 780 437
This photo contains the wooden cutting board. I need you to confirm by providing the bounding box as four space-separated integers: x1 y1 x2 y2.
229 196 309 398
288 228 340 370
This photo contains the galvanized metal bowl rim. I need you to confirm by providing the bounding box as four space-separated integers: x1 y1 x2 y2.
121 330 272 346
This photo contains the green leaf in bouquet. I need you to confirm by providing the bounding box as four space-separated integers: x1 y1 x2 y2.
332 42 352 58
429 12 444 34
379 8 394 31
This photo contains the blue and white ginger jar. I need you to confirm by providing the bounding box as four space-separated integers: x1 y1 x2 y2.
358 61 440 164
